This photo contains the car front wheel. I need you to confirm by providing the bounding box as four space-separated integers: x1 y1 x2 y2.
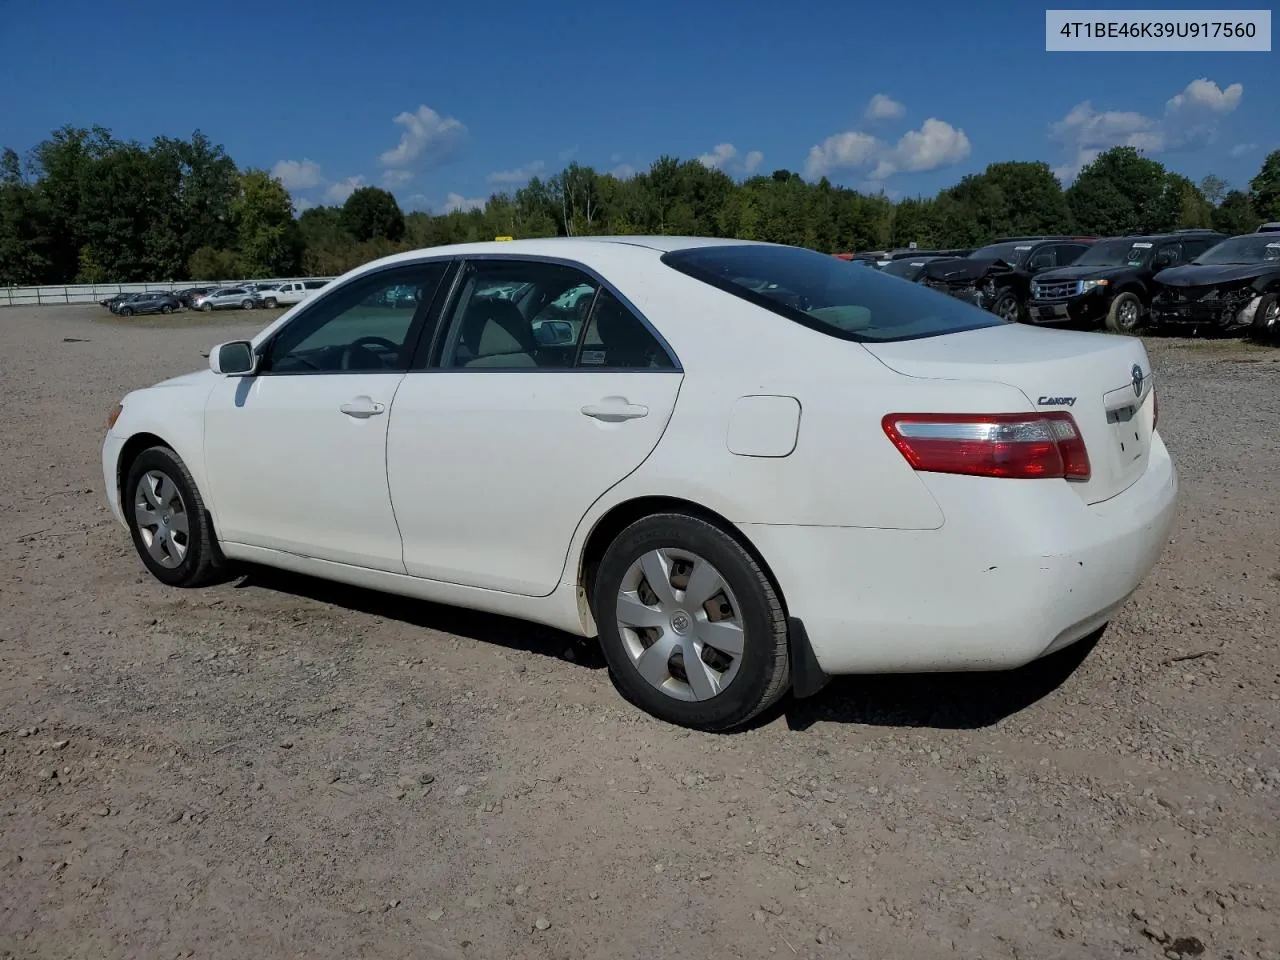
123 445 228 588
991 290 1021 323
591 513 790 731
1250 293 1278 343
1105 291 1145 333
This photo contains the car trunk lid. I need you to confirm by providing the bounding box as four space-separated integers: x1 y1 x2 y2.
863 324 1156 504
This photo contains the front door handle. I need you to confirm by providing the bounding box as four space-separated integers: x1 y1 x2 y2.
339 396 386 419
581 397 649 422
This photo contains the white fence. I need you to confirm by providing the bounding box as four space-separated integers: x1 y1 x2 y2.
0 277 336 308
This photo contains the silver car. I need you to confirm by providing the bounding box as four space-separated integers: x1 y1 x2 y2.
192 287 262 311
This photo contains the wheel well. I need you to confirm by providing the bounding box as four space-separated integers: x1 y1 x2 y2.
577 496 789 620
115 432 168 502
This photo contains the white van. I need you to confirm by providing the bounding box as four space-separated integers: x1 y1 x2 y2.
260 279 329 308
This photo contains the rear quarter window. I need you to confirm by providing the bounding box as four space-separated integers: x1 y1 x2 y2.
661 244 1006 343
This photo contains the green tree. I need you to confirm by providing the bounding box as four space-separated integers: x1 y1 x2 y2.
1067 146 1177 235
1249 149 1280 222
233 170 300 276
1212 190 1259 234
341 186 406 242
188 245 241 280
1199 174 1229 206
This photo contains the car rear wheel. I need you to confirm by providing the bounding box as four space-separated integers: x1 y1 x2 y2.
591 513 790 731
123 446 228 588
991 290 1021 323
1105 291 1144 333
1250 293 1279 343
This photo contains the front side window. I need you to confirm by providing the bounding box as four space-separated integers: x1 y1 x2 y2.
663 243 1005 343
263 262 448 374
968 242 1035 267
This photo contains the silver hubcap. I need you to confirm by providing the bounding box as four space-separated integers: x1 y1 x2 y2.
997 298 1018 320
134 470 189 568
615 548 745 702
1120 300 1138 328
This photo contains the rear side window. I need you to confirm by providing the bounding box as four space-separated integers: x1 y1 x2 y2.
662 244 1006 343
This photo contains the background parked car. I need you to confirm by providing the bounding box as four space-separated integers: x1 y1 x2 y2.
917 236 1096 321
1150 232 1280 339
111 292 181 316
173 286 217 308
260 279 326 307
192 287 262 311
1027 229 1225 333
878 255 951 282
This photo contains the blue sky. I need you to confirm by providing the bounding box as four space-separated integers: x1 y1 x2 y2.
1 0 1274 213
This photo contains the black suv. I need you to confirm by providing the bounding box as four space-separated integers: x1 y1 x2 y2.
1026 229 1226 333
916 236 1095 322
1150 229 1280 341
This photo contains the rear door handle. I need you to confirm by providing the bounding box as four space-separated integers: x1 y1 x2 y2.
581 398 649 422
340 396 385 419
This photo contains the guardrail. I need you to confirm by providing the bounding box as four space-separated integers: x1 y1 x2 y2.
0 278 336 308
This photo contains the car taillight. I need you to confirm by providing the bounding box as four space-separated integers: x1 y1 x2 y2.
882 412 1091 482
1151 388 1158 429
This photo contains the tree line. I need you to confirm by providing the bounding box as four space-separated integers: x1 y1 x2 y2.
2 123 1279 286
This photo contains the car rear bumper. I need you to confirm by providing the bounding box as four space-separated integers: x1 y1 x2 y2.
745 434 1177 675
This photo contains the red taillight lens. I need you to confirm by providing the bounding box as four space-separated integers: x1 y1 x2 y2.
882 412 1091 482
1152 388 1158 429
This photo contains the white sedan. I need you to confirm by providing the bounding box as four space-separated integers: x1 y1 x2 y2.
102 237 1177 730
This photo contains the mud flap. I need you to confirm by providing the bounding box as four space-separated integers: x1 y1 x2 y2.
787 617 830 699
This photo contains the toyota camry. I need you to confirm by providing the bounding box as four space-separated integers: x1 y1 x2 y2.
102 237 1177 730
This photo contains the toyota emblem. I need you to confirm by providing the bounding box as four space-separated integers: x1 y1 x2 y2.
1131 363 1144 398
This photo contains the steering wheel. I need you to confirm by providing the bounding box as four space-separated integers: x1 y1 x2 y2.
341 336 400 370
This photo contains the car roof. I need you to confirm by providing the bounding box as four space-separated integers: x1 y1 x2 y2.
356 235 774 267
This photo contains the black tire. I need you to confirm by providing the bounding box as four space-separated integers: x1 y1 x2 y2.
1250 293 1279 343
119 307 133 317
264 297 278 309
591 512 790 731
161 304 173 315
123 445 228 588
990 290 1022 323
1105 291 1145 334
201 302 212 312
241 299 254 310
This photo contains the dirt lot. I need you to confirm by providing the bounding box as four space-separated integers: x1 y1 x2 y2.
1 304 1277 960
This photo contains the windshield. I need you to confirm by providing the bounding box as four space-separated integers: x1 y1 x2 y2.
880 258 931 281
1193 235 1280 265
968 242 1034 266
662 244 1006 343
1074 239 1152 267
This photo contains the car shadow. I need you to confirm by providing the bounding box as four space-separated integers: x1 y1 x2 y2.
228 564 1099 732
771 629 1102 732
230 565 607 669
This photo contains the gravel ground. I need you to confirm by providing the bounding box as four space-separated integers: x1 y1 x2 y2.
1 305 1277 960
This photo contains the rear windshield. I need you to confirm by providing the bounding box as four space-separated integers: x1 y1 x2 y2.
661 244 1006 343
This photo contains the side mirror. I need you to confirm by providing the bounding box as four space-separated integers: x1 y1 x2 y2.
210 340 258 376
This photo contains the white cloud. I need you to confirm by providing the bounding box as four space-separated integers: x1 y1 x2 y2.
696 143 766 176
272 158 323 191
864 94 905 122
804 119 969 181
379 104 467 168
487 161 545 185
1050 77 1244 182
611 162 637 179
324 175 366 204
381 169 414 188
293 196 316 213
1230 142 1257 158
442 192 485 214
